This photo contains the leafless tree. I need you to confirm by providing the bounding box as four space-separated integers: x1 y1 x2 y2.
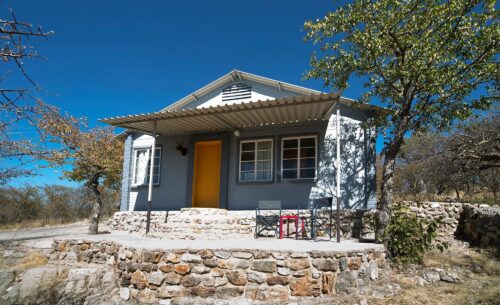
0 9 53 184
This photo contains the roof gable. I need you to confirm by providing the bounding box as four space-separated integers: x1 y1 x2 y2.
162 69 323 111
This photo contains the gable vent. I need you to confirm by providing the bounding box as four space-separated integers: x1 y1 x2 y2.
222 83 252 102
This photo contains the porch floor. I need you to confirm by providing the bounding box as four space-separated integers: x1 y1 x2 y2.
19 227 383 252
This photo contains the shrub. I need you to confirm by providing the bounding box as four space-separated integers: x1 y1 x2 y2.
383 205 448 265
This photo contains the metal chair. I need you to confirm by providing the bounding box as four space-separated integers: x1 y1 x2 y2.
255 200 282 238
310 197 333 240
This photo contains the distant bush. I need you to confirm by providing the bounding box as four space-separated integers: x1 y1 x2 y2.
383 205 448 265
0 185 119 229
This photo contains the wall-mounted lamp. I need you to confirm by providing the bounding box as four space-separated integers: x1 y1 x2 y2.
176 144 188 156
233 129 240 137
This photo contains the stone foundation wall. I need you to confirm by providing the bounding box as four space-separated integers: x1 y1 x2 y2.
456 204 500 250
108 208 377 240
50 239 386 303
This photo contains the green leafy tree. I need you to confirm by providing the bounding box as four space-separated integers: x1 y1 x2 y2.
304 0 498 242
36 103 123 234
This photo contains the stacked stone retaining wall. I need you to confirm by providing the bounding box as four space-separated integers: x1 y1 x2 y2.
51 240 386 303
456 204 500 250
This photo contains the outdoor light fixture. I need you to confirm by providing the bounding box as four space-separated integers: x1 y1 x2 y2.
176 144 188 156
233 129 240 137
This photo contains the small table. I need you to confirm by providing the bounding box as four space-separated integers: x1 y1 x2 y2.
279 215 306 239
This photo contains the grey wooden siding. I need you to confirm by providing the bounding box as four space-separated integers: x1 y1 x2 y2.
124 105 376 211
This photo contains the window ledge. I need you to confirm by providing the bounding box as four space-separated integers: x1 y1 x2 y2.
280 178 316 184
236 180 274 185
131 184 160 188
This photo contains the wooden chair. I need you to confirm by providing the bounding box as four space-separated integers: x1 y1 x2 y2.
255 200 282 238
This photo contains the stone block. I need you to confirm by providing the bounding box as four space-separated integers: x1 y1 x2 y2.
289 277 321 296
267 275 290 286
226 270 247 286
251 260 277 273
131 270 148 289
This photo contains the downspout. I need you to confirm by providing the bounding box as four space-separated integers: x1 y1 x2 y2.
336 106 341 243
146 120 157 234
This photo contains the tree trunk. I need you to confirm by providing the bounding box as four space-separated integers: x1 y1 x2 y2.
88 179 102 235
375 149 397 243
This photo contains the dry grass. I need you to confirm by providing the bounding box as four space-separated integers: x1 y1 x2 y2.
11 250 49 270
374 244 500 305
0 218 78 231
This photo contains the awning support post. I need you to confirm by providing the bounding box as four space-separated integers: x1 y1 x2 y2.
336 107 341 243
146 120 157 234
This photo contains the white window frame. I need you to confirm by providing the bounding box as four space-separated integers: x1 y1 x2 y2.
131 146 162 187
239 138 273 182
281 135 317 180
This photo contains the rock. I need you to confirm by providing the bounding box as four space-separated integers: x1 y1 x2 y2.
159 264 173 273
251 260 277 273
440 271 460 283
173 264 191 275
312 258 338 272
291 252 309 258
339 257 348 271
289 277 321 296
181 253 202 263
372 288 385 299
368 261 378 280
146 271 165 286
203 259 218 268
217 259 231 269
291 270 310 277
191 266 211 274
348 257 361 270
214 277 228 287
181 274 202 287
120 272 131 286
229 258 250 269
287 258 310 271
131 270 148 289
158 285 186 298
165 253 180 264
137 288 157 303
214 251 232 259
336 271 358 294
312 269 321 279
246 283 289 301
143 251 163 263
226 270 247 286
216 286 244 299
119 287 130 300
164 272 182 285
424 271 440 283
321 273 336 295
267 275 290 286
139 262 153 272
277 267 290 276
189 286 216 297
198 249 214 259
233 251 253 259
0 270 15 295
247 271 266 284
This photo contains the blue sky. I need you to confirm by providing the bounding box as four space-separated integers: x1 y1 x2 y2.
5 0 370 186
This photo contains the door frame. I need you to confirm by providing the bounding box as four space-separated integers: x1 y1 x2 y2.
186 133 229 209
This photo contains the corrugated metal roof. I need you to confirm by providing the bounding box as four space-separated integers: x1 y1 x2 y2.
100 93 382 135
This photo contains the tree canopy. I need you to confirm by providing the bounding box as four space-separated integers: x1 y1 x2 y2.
36 103 123 234
304 0 498 242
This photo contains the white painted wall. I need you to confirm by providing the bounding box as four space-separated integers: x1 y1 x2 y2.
179 79 304 110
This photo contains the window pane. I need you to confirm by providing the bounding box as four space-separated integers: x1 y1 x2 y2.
300 158 316 168
301 137 315 147
257 141 272 151
283 159 297 169
256 170 271 180
283 139 298 149
240 171 254 181
241 151 255 161
282 149 297 159
134 149 149 185
282 169 297 179
257 160 271 171
300 168 315 178
241 142 255 151
240 161 254 171
257 149 271 161
300 147 315 158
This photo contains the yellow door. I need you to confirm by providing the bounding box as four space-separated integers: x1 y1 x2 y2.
192 140 221 208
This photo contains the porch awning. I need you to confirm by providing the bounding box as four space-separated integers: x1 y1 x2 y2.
100 93 376 136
